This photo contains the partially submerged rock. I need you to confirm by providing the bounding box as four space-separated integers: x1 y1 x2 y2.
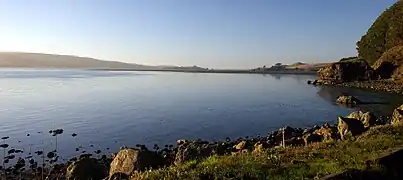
392 104 403 125
347 111 376 128
109 148 165 179
66 158 107 180
336 95 361 105
337 116 365 140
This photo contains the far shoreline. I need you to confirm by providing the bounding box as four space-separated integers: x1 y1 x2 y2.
90 68 318 75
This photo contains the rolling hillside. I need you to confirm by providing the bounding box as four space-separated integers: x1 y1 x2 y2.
0 52 151 69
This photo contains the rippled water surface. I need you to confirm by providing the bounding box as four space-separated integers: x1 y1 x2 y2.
0 69 402 160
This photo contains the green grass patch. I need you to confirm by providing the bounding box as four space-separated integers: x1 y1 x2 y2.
132 125 403 180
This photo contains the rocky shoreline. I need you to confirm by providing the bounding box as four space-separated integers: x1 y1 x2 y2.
311 79 403 94
1 100 401 180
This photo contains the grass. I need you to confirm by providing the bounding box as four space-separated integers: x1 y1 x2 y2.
131 125 403 180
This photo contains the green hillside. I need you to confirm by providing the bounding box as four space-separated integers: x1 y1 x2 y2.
356 1 403 65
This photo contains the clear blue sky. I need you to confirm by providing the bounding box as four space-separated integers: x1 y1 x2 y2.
0 0 397 68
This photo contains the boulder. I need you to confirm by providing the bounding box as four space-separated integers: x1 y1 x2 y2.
307 80 312 84
109 148 165 179
313 125 337 141
174 140 213 165
337 117 365 140
234 140 247 150
392 104 403 125
272 126 303 145
336 95 361 105
318 59 375 83
346 111 376 128
66 158 107 180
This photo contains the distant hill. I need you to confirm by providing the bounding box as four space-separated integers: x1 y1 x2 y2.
357 0 403 65
0 52 154 69
286 62 330 71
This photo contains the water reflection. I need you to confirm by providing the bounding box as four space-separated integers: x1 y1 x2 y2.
317 86 403 116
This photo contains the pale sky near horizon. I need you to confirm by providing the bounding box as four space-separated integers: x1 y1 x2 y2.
0 0 397 68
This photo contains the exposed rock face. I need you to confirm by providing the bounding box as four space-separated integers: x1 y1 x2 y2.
66 158 107 180
373 45 403 80
313 124 337 141
392 104 403 125
317 59 375 83
347 111 376 128
337 117 365 140
174 140 213 165
336 95 361 105
109 148 165 179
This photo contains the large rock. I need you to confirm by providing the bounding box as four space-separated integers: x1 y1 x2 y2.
66 158 107 180
337 116 365 140
313 124 337 141
392 104 403 125
336 95 361 105
109 148 165 179
174 140 213 165
346 111 376 128
373 45 403 80
271 126 303 145
317 59 375 83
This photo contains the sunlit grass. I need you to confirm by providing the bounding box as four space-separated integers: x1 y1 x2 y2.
132 125 403 180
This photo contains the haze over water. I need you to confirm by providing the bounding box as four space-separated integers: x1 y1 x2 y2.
0 69 402 160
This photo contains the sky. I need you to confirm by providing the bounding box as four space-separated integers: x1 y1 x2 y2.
0 0 398 68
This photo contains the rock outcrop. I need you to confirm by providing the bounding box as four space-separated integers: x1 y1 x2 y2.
66 158 107 180
392 105 403 125
336 95 361 105
373 45 403 80
317 59 375 84
313 123 337 141
174 140 214 165
109 148 165 179
337 117 365 140
347 111 376 128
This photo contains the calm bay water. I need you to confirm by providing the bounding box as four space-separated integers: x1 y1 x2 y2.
0 69 402 160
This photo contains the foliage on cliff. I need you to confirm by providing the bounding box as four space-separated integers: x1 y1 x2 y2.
373 45 403 79
356 1 403 65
